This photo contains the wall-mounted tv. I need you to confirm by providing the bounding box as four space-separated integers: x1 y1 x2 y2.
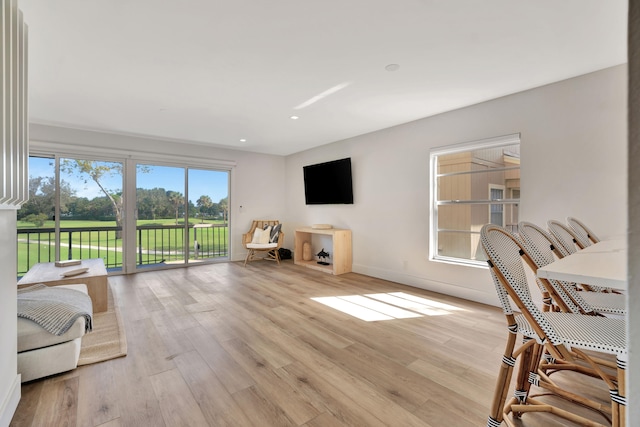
303 158 354 205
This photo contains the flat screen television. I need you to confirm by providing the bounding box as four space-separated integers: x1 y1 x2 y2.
303 158 354 205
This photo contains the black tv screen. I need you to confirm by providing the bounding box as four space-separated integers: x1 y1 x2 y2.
303 158 354 205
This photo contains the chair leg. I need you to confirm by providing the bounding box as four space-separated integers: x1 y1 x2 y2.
599 356 627 427
265 249 281 265
510 337 540 418
488 322 519 427
616 357 626 427
244 249 254 267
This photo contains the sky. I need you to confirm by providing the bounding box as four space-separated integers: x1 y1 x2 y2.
29 157 229 203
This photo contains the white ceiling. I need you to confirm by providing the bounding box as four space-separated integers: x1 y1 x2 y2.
19 0 627 156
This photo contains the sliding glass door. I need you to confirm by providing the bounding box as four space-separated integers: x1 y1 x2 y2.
18 156 124 275
59 158 124 272
135 163 229 270
19 154 230 275
188 168 229 262
17 156 56 275
136 165 186 268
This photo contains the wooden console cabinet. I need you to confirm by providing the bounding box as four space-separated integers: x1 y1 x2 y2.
294 227 352 275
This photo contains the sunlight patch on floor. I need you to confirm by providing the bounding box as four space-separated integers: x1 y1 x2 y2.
311 291 465 321
312 296 398 321
367 292 466 316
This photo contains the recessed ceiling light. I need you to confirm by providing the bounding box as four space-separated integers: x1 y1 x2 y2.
385 64 400 72
239 138 246 142
290 115 299 120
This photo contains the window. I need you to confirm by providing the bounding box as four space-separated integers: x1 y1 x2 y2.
430 134 520 266
18 153 231 276
489 185 505 226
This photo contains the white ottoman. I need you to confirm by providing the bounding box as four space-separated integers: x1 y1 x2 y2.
18 284 89 382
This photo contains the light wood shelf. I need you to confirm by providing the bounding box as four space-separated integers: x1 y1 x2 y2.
294 227 352 275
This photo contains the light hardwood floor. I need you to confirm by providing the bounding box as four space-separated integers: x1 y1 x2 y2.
11 261 612 426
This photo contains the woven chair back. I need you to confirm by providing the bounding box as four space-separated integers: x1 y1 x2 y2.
518 221 594 315
566 217 600 246
246 220 280 235
547 220 583 254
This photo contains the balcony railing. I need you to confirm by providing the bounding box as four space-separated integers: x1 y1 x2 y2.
17 223 229 276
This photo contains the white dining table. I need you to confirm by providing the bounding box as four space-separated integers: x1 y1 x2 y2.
536 238 627 291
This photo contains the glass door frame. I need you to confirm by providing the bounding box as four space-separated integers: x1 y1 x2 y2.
127 160 231 274
24 150 128 275
29 142 235 276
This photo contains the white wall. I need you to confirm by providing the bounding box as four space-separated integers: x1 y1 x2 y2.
28 124 287 262
0 211 21 427
284 65 627 306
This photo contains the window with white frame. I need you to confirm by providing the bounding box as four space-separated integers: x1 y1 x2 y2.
430 134 521 266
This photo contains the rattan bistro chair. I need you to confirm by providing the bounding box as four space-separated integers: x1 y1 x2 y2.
547 220 616 293
567 216 601 247
518 221 626 316
242 220 284 266
518 221 592 314
547 219 585 254
481 224 627 427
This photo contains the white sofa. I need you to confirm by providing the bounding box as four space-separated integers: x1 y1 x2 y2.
17 284 89 382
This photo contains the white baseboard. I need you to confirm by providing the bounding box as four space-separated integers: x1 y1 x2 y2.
0 374 21 427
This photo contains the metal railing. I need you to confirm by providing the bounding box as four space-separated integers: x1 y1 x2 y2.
17 223 229 276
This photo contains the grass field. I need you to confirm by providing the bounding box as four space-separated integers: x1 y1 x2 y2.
17 218 229 275
17 218 224 229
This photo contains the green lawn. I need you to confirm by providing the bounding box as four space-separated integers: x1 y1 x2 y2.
17 219 229 275
17 218 223 229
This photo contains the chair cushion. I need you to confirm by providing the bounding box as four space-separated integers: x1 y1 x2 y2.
260 226 272 243
269 223 282 243
246 243 278 249
18 316 86 353
251 226 272 244
18 284 88 353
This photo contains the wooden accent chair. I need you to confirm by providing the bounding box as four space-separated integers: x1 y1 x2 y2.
481 224 626 427
567 216 601 247
242 220 284 266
